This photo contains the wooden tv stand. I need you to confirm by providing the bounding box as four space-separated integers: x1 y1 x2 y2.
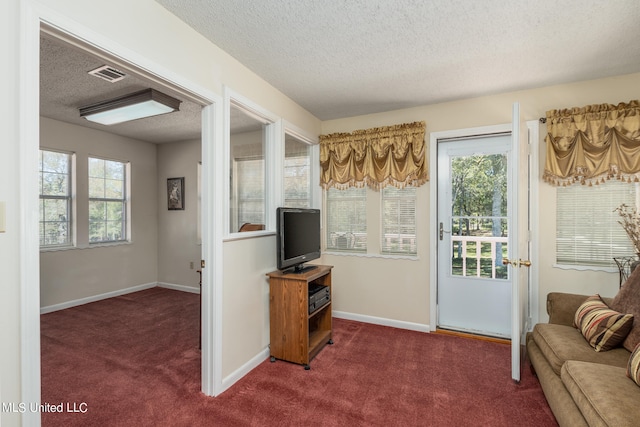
266 265 333 369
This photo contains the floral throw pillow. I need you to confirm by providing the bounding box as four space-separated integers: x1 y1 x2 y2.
574 294 634 352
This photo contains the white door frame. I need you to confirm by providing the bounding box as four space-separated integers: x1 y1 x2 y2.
20 5 224 425
429 122 539 333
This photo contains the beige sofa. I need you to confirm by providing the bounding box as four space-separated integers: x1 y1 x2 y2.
527 271 640 427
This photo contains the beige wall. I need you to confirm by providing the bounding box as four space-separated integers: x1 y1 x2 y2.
222 236 274 378
157 139 202 290
324 184 430 326
321 72 640 327
39 118 159 308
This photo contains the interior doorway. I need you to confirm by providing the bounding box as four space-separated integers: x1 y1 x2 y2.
38 24 210 387
21 14 223 421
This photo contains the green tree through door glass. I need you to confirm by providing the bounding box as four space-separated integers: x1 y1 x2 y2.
450 154 508 279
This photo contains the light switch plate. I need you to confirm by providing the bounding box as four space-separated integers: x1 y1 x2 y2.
0 201 5 233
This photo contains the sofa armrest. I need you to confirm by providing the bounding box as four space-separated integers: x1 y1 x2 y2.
547 292 615 326
547 292 590 326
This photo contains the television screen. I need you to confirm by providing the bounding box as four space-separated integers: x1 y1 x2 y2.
276 208 321 273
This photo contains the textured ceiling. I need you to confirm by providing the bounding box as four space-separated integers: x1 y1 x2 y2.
40 35 205 144
40 34 266 143
157 0 640 120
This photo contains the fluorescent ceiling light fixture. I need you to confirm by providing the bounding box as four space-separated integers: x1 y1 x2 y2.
79 89 181 125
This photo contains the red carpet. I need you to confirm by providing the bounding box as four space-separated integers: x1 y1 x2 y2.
41 287 557 426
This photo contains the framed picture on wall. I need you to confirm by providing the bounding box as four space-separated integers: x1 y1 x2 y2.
167 177 185 210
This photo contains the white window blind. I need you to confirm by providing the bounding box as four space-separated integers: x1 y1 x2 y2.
284 137 311 208
236 157 265 227
39 149 72 247
326 187 367 252
556 180 638 267
88 157 127 243
382 186 417 255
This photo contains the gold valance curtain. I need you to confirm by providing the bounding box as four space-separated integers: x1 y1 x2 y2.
320 121 427 190
544 100 640 186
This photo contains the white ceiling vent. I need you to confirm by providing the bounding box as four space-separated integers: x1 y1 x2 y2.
88 65 127 83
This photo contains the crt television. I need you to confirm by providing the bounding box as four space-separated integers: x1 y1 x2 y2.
276 207 321 273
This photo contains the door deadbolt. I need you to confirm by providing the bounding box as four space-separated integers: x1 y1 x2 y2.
439 222 450 241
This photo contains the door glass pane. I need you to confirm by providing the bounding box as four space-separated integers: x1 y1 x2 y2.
450 154 508 280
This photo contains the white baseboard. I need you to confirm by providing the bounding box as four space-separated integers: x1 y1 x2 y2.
157 282 200 294
333 310 430 333
40 281 200 314
220 347 270 394
40 282 158 314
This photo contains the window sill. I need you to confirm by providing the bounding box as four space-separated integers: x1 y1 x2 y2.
224 230 275 242
40 244 76 253
88 241 132 249
553 263 617 273
324 250 418 261
40 241 132 252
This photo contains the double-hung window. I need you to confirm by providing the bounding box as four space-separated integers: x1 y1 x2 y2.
381 187 417 255
88 157 128 243
326 187 367 252
556 180 638 267
325 186 418 256
39 149 73 247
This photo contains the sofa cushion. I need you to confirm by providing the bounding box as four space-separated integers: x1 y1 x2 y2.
532 323 630 376
611 265 640 352
561 361 640 427
574 294 634 352
628 342 640 386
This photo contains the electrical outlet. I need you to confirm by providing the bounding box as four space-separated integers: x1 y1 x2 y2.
189 261 194 270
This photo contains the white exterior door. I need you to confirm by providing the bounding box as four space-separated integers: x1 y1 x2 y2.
509 102 532 383
437 133 512 338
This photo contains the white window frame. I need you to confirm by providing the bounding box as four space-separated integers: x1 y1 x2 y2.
39 148 75 249
88 156 130 245
555 180 639 270
224 87 279 237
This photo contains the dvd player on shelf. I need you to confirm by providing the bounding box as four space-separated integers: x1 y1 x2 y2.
308 284 330 314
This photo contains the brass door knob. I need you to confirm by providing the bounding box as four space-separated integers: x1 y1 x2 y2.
502 258 532 268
